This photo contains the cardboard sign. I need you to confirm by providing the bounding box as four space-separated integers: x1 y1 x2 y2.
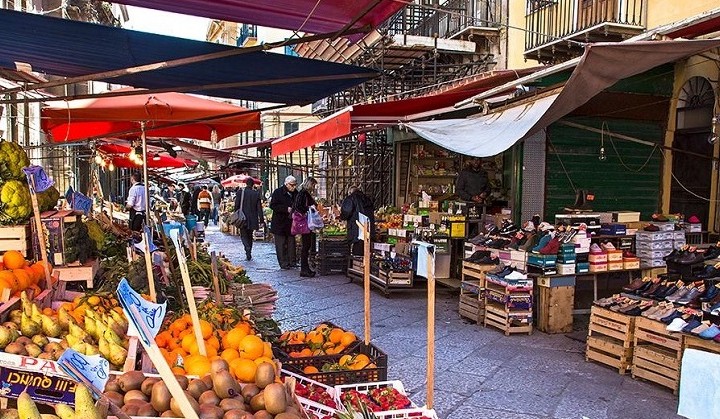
58 349 110 396
0 368 76 405
117 278 166 346
358 213 369 241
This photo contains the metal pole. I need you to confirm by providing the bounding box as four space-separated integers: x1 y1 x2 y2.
141 122 151 228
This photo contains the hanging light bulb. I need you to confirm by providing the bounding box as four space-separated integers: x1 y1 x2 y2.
94 154 103 165
100 159 107 168
108 161 115 171
598 146 607 161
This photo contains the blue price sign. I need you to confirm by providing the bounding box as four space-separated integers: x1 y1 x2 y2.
116 278 166 346
57 349 109 396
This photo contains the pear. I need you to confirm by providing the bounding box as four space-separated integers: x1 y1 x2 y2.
20 291 31 315
17 391 41 419
31 304 43 324
71 341 88 355
110 310 129 332
41 315 62 338
108 340 128 366
83 312 97 339
21 313 41 337
25 343 43 358
74 384 103 419
9 309 22 325
95 318 107 339
65 334 81 348
85 344 99 356
54 404 75 419
68 321 90 342
57 307 71 331
98 336 111 360
107 317 126 337
103 328 123 347
0 325 13 349
31 334 49 348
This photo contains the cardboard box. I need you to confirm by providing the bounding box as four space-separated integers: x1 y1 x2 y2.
612 211 641 223
608 261 624 271
576 262 590 273
624 258 640 270
527 254 557 267
589 262 608 272
606 250 623 262
557 263 577 275
537 275 576 287
0 352 77 406
588 252 608 263
599 224 627 235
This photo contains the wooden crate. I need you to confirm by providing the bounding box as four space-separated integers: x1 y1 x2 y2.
484 302 533 335
54 258 99 288
0 224 31 257
632 316 683 393
585 306 636 374
461 261 494 286
459 294 482 323
377 269 412 287
537 285 574 334
683 335 720 355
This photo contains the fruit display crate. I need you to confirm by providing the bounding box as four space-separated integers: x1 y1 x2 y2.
54 258 99 289
376 268 413 287
0 224 31 258
333 380 439 419
280 342 388 386
585 306 636 374
318 237 349 257
281 368 340 416
274 321 360 358
632 316 684 393
316 255 348 276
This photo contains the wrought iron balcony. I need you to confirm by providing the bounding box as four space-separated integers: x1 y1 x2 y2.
384 0 502 39
525 0 645 63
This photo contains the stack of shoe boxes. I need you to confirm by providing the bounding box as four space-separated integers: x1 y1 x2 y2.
589 248 608 272
607 249 624 271
527 253 557 275
573 231 591 273
557 243 576 275
672 231 686 249
636 230 674 269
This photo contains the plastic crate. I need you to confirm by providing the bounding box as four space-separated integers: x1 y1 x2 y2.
334 380 439 418
318 238 350 257
300 396 340 419
275 321 360 357
282 369 341 415
281 342 388 385
317 256 348 275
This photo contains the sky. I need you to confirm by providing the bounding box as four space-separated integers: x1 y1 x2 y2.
123 5 210 41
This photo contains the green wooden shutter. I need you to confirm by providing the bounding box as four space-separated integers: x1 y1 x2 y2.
544 117 664 221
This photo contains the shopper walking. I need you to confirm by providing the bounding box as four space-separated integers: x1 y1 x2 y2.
270 176 298 270
190 185 201 216
177 183 191 216
125 172 146 232
197 185 213 227
340 186 375 256
211 185 222 225
293 177 318 278
234 178 263 260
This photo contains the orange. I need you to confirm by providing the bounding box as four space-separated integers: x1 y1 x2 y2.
0 277 15 294
232 358 257 382
22 266 38 284
199 319 213 339
1 250 25 270
328 328 344 344
299 348 313 357
238 335 265 360
30 263 47 283
181 334 199 354
315 323 330 333
206 335 220 350
184 354 211 376
262 342 273 358
155 331 172 347
0 271 18 292
171 366 186 375
223 327 249 351
42 307 54 316
339 355 352 367
340 331 357 347
303 365 319 374
229 357 245 374
306 331 324 346
220 348 240 363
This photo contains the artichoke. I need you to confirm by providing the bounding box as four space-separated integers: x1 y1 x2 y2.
0 140 30 181
0 180 32 223
36 185 60 212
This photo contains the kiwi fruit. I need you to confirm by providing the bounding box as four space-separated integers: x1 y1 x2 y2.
254 363 275 389
4 342 25 355
275 413 303 419
249 392 265 412
219 398 246 412
212 370 240 399
120 404 139 415
199 404 225 419
188 378 209 399
210 358 230 377
253 410 273 419
124 389 148 404
201 374 214 388
263 383 287 415
141 377 161 396
118 371 145 392
199 389 221 405
15 336 31 346
241 383 260 402
174 374 189 390
160 410 176 417
103 391 124 408
150 380 172 413
136 402 158 417
170 391 200 417
223 410 254 419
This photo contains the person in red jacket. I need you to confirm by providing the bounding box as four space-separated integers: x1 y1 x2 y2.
197 185 213 227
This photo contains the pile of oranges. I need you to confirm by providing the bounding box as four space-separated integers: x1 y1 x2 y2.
278 323 357 357
155 314 276 383
0 250 50 300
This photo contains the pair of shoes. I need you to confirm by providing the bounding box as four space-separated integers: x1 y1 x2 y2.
644 224 660 232
703 245 720 260
698 324 720 339
622 277 649 293
600 242 616 251
539 237 560 255
531 234 552 253
590 243 603 253
677 251 705 265
464 250 491 262
667 317 689 332
300 270 316 277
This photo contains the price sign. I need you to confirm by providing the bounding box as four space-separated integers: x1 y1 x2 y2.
116 278 166 346
57 349 109 397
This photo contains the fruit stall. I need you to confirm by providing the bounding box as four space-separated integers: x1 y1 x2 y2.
0 143 440 418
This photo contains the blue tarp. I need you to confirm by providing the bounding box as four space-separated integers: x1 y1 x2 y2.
0 9 377 104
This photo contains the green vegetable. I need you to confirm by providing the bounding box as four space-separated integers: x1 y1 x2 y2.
0 180 32 224
0 140 30 181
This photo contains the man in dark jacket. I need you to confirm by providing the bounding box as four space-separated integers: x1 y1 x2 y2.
234 178 263 261
270 176 298 269
190 185 201 216
340 186 375 256
456 157 490 203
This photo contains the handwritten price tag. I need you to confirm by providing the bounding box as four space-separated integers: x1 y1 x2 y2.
116 278 166 346
57 349 109 397
134 225 158 253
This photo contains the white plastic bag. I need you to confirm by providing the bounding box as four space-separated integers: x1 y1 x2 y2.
307 207 325 230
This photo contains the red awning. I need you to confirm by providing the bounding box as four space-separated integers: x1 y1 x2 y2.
98 143 197 168
42 88 261 143
270 69 536 157
112 0 405 42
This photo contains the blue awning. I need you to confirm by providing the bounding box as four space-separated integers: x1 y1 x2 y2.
0 9 377 104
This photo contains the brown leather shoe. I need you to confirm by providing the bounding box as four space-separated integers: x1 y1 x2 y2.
623 277 648 292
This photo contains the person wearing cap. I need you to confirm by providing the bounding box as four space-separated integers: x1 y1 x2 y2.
270 176 298 269
235 178 263 261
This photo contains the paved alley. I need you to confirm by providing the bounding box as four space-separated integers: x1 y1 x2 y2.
206 227 681 419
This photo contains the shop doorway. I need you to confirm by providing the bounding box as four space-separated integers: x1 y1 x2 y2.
670 76 715 226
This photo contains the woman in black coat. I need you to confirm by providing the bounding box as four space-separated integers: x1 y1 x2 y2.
340 186 375 256
269 176 298 269
293 177 318 277
234 178 263 260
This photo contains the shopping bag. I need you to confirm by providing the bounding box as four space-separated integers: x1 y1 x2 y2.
307 207 324 230
291 211 311 235
228 189 247 228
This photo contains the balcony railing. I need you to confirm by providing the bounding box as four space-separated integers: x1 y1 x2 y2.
385 0 502 39
525 0 644 52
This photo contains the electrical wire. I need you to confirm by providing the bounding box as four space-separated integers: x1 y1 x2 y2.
546 136 577 193
602 121 658 173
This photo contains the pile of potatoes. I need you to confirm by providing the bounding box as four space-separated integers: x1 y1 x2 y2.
104 358 304 418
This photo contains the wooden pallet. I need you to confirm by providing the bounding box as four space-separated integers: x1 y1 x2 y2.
585 306 635 374
459 294 483 323
632 316 683 393
0 224 31 257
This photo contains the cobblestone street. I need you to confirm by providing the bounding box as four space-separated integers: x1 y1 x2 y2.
206 227 680 419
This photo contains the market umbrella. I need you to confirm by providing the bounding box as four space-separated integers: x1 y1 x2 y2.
41 88 261 143
97 143 198 169
221 174 262 188
41 88 261 227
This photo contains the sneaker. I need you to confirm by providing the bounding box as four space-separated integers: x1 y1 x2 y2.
644 224 660 232
601 241 616 251
681 318 703 333
698 324 720 340
504 271 528 280
499 223 520 235
590 243 603 253
522 220 536 232
691 322 711 335
476 256 500 265
464 250 491 262
539 237 561 255
538 222 555 232
532 234 552 253
666 317 688 332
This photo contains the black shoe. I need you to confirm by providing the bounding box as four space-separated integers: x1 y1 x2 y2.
300 270 316 277
499 223 519 236
464 250 491 262
678 252 705 265
246 254 252 261
475 256 500 265
704 246 720 260
700 282 720 302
